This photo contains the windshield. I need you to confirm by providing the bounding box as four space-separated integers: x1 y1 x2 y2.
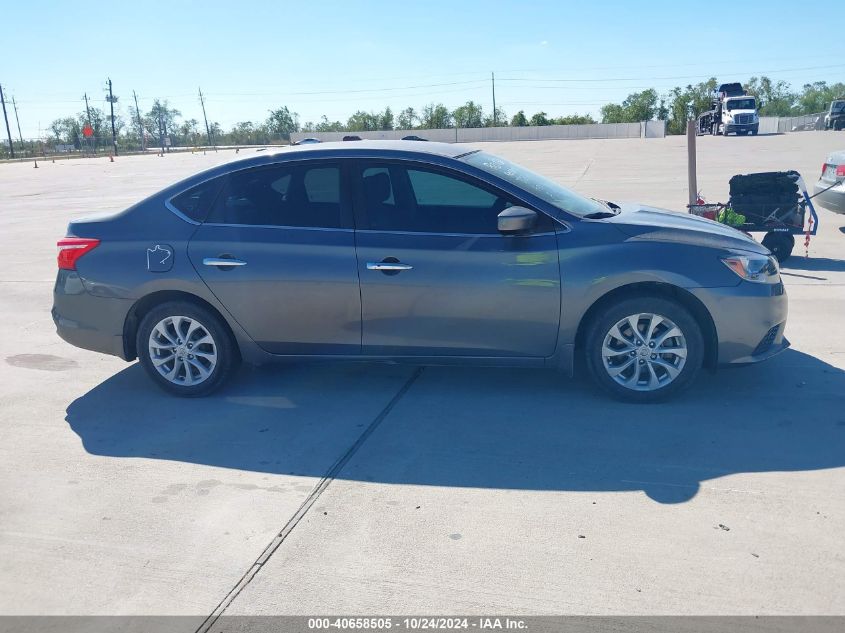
462 151 606 218
832 101 845 113
726 98 756 111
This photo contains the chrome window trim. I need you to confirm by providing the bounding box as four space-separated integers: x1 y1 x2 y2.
164 199 202 226
200 222 354 233
162 151 573 233
354 229 558 238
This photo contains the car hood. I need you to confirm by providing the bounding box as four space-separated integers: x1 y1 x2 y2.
604 203 769 254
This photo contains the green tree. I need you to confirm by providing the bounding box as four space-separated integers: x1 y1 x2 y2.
379 107 394 130
511 110 528 126
551 113 596 125
600 103 626 123
483 107 507 127
346 110 380 131
397 107 418 129
452 101 485 128
145 99 181 141
795 81 845 114
420 103 452 128
529 111 551 126
315 115 344 132
745 76 795 116
621 89 659 121
266 106 299 140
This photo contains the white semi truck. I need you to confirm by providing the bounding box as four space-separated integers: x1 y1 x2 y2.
696 82 760 136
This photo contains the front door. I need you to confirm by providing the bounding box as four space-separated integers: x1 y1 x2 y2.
353 160 561 357
187 161 361 355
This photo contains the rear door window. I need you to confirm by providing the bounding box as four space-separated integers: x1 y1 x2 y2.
206 163 343 228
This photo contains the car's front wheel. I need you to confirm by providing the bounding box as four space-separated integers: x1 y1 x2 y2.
584 296 704 403
137 301 239 396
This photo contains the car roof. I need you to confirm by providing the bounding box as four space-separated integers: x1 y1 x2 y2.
278 139 467 157
163 140 478 197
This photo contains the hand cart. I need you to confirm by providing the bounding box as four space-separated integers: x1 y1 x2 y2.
688 171 820 262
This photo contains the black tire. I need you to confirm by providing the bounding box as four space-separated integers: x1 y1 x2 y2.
136 300 240 397
584 296 705 403
761 232 795 263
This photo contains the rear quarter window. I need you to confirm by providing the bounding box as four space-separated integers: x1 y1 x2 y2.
169 178 224 223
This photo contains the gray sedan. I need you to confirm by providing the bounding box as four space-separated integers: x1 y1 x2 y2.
815 150 845 215
53 141 788 402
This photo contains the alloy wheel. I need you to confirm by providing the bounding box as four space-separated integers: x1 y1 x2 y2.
148 315 217 386
601 312 687 392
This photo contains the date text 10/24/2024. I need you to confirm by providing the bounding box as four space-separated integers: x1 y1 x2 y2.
308 617 528 630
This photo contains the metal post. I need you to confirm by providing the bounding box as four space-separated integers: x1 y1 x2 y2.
687 120 697 208
1 84 16 158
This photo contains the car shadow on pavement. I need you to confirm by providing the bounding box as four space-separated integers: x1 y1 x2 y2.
66 348 845 504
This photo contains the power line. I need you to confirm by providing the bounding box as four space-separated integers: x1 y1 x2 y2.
497 63 845 83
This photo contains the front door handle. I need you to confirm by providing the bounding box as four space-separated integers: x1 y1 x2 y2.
367 262 413 271
203 257 247 268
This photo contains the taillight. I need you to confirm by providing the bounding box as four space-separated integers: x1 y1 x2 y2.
822 163 829 176
57 237 100 270
837 165 845 178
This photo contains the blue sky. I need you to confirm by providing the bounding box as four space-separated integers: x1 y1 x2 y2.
3 0 844 138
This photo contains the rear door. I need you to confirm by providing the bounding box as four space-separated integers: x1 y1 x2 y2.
352 160 561 357
187 160 361 355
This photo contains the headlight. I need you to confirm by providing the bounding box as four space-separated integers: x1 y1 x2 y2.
721 254 780 283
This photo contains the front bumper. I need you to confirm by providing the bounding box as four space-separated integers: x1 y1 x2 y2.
825 116 845 130
53 270 133 360
724 123 758 134
688 280 789 366
813 180 845 214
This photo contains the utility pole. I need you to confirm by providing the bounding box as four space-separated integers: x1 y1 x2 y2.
83 92 93 154
198 87 213 148
11 96 23 143
133 90 144 150
83 92 92 127
106 78 117 156
0 84 14 158
491 71 497 127
158 107 165 155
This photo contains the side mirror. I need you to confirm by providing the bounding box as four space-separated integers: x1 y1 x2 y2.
497 206 537 235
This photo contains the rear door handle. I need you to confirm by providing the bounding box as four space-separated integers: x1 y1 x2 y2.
203 257 247 267
366 262 413 271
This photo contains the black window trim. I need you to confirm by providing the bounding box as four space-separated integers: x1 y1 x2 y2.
165 159 355 231
351 158 562 237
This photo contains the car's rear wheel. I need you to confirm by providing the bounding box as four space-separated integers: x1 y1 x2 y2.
584 296 704 403
137 301 239 396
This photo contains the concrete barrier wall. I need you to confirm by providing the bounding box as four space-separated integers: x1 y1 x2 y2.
758 117 780 135
291 120 661 144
